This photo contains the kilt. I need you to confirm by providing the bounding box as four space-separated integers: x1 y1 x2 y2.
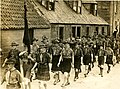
98 56 104 65
6 84 20 89
23 62 33 78
37 63 50 81
51 55 60 72
61 58 72 73
74 56 81 69
106 55 113 64
83 55 91 65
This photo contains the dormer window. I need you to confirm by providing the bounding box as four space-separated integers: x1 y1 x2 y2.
37 0 55 11
65 0 82 14
77 1 82 14
82 0 98 16
90 3 97 16
73 1 82 14
47 0 55 11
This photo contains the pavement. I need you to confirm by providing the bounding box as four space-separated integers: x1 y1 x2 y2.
0 62 120 89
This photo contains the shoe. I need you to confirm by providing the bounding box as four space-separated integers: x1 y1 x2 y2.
84 74 87 77
65 82 70 86
101 75 103 77
53 81 57 85
57 79 60 83
61 84 65 87
107 70 110 73
76 77 79 79
74 78 77 81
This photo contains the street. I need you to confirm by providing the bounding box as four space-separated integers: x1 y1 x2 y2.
0 62 120 89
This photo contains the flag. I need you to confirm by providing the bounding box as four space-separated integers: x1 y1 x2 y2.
23 0 31 54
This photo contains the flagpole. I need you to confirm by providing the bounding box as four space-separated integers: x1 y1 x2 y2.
23 0 31 54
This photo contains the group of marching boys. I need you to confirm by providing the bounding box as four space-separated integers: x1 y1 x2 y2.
1 33 120 89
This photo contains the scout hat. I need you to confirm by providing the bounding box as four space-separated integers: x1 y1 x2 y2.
62 40 68 44
11 42 19 46
39 43 47 49
32 38 38 42
52 39 59 44
6 58 16 64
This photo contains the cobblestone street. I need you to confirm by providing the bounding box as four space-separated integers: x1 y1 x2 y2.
1 63 120 89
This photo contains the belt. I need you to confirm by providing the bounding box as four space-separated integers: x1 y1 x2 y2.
8 83 17 85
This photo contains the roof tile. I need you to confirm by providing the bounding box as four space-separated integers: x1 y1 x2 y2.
1 0 50 29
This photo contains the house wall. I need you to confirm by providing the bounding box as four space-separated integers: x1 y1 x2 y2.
97 1 120 36
34 28 51 43
51 24 108 40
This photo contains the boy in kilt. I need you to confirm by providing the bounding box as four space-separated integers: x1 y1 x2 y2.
1 57 23 89
83 43 93 77
73 42 83 81
49 39 62 85
97 45 106 77
30 38 39 80
31 44 51 89
58 42 74 87
105 45 114 73
20 45 36 89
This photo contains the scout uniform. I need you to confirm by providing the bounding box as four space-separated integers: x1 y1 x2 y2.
3 58 23 89
97 45 106 77
31 44 51 80
30 38 39 79
83 43 92 77
74 43 83 81
106 46 114 73
59 42 74 87
49 40 62 85
6 42 20 71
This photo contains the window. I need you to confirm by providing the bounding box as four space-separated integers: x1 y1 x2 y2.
77 27 81 37
90 3 97 16
72 27 76 38
102 27 104 35
47 0 55 11
73 1 78 11
59 27 64 40
65 0 82 14
38 0 55 11
77 1 82 14
86 27 89 36
96 27 98 34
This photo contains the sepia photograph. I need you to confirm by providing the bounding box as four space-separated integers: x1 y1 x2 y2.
0 0 120 89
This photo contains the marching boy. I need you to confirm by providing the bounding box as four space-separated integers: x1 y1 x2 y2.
1 57 24 89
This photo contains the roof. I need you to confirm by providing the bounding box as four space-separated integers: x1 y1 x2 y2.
81 0 97 4
1 0 50 29
34 0 108 25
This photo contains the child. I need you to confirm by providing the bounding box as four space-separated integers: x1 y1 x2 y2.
1 57 23 89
